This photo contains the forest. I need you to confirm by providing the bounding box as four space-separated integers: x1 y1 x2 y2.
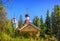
0 0 60 41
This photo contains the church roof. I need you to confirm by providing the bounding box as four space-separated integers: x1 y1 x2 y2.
19 24 41 31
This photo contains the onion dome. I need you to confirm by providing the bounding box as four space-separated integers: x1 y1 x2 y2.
25 14 30 18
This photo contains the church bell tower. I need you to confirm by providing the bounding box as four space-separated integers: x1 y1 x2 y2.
24 8 31 24
12 16 18 28
25 14 31 24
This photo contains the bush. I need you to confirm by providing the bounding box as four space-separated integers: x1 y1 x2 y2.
0 32 11 41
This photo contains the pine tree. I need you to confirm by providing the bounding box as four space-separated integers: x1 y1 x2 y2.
50 12 54 36
45 10 51 35
40 16 43 29
52 5 60 40
40 16 46 37
33 16 41 28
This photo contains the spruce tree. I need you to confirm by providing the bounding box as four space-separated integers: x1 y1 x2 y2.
33 16 41 28
40 16 43 29
45 10 51 35
52 5 60 40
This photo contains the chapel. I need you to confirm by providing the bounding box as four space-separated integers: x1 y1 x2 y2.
12 14 41 37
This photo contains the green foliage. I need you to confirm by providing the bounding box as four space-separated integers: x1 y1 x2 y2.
52 5 60 41
0 32 11 41
45 10 51 35
33 16 41 28
40 23 47 37
23 32 30 38
0 6 8 31
40 16 43 28
0 5 15 41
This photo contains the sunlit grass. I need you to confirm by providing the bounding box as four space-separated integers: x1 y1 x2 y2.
9 36 58 41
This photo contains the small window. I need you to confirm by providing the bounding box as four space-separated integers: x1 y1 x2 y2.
28 27 32 30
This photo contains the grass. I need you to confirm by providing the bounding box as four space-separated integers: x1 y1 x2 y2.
0 32 58 41
9 36 58 41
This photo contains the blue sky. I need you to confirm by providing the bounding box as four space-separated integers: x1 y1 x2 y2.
5 0 60 22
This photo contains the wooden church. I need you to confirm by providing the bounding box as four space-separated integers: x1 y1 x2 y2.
12 14 41 37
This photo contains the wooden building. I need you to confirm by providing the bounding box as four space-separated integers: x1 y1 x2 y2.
19 14 41 37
